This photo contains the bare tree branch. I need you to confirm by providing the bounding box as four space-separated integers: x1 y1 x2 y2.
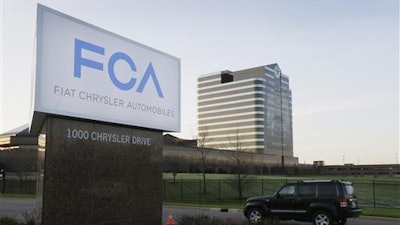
224 129 254 199
194 127 213 194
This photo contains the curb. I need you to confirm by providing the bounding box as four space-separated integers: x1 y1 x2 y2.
360 215 400 222
209 208 242 213
163 205 242 213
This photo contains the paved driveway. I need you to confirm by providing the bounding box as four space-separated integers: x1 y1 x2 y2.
1 198 399 225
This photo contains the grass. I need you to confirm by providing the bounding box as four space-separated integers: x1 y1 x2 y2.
163 173 400 217
3 173 399 218
0 193 36 199
163 201 243 210
163 173 400 182
361 208 400 218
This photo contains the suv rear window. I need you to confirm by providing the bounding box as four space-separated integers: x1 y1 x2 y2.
344 184 355 195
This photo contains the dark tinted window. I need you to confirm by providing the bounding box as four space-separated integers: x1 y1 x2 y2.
298 184 316 197
279 184 295 196
318 183 337 197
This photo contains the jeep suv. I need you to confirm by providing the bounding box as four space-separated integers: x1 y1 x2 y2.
244 180 361 225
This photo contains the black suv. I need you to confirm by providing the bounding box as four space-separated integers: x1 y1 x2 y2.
244 180 361 225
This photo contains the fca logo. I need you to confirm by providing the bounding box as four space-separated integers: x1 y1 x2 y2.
74 38 164 98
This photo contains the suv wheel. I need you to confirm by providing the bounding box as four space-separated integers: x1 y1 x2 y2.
313 211 332 225
336 218 347 225
247 208 263 223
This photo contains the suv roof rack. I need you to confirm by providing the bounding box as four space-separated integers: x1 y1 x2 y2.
300 180 342 183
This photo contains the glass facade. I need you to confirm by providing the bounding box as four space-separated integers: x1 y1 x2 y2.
264 65 293 157
197 64 293 157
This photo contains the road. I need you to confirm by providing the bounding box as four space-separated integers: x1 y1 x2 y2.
162 207 399 225
1 198 398 225
0 198 35 219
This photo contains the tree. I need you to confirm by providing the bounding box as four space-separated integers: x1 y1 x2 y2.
195 127 212 194
225 130 254 200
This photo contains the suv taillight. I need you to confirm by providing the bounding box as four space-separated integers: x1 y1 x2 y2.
339 198 348 208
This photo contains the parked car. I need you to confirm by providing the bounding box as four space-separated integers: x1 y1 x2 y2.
244 180 361 225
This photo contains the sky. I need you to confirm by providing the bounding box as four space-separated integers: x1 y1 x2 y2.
1 0 399 165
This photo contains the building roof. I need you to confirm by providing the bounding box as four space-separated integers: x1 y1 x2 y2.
163 134 197 147
0 124 32 137
265 63 281 72
0 124 38 148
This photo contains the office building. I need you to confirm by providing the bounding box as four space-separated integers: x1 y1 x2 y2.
197 64 293 158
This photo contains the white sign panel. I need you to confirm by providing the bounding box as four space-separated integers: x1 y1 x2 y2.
31 4 180 133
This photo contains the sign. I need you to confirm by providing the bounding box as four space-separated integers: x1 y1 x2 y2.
31 4 180 133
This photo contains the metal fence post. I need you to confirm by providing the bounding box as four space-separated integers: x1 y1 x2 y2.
218 180 221 203
199 179 201 202
261 179 264 195
163 179 166 200
180 179 183 201
0 170 5 194
1 177 5 193
372 180 376 209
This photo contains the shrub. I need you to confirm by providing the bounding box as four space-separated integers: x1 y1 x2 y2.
175 214 251 225
176 214 225 225
0 217 23 225
253 219 281 225
175 214 281 225
21 211 37 225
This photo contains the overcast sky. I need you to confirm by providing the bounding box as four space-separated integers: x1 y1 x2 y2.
1 0 399 165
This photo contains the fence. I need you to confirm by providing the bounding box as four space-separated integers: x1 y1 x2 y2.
0 178 36 195
352 180 400 208
163 179 400 209
1 177 399 209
